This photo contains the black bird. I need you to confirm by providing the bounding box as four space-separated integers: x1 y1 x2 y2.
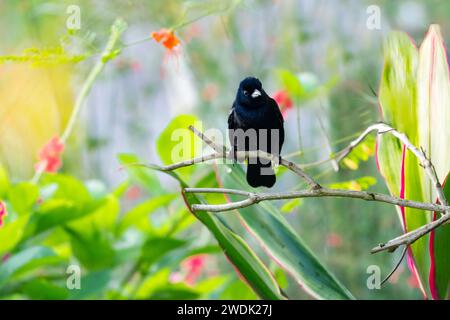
228 77 285 188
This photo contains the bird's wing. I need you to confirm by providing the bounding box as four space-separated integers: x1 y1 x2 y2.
228 103 236 148
268 97 285 149
227 105 235 130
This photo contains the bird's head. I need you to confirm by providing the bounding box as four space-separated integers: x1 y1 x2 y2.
236 77 266 107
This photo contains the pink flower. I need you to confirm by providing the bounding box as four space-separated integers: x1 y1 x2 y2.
407 274 420 289
326 232 343 248
125 185 142 201
0 201 7 228
35 136 64 173
182 254 207 285
272 90 293 119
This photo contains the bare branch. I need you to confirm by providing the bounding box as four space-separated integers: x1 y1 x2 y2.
185 187 450 213
335 122 448 209
145 123 449 255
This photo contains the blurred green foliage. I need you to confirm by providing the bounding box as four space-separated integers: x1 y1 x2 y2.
1 0 449 300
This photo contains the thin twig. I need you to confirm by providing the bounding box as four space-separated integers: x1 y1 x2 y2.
381 246 408 286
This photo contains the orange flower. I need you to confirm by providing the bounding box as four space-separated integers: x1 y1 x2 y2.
151 28 180 51
272 90 293 119
35 136 65 173
0 201 7 228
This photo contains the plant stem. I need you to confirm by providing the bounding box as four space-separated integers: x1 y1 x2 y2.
31 19 127 184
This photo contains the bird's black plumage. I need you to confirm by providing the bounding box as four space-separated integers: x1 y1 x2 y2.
228 77 285 188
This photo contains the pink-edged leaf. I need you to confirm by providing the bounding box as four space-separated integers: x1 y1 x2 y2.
399 146 427 298
417 25 450 192
429 172 450 300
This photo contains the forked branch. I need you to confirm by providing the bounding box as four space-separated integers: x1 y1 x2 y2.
148 123 448 255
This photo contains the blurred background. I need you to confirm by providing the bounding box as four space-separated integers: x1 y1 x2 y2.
0 0 449 299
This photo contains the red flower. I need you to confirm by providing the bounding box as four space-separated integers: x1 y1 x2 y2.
151 28 180 51
0 201 7 228
35 136 65 173
182 254 207 285
272 90 293 119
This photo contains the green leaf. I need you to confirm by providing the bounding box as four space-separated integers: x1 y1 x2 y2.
0 165 10 198
377 30 431 294
276 69 304 100
7 182 39 215
149 168 284 300
65 227 115 271
280 198 303 213
40 174 91 204
23 198 103 239
22 279 69 300
0 214 30 255
69 270 112 299
327 176 377 191
417 25 450 188
429 173 450 299
218 164 353 300
157 114 200 181
118 153 164 195
134 268 171 299
118 194 177 234
0 246 56 288
148 284 200 300
140 237 187 265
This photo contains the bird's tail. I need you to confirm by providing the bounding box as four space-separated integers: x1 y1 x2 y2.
246 158 276 188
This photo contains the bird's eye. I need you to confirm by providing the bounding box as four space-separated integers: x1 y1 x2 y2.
243 90 249 96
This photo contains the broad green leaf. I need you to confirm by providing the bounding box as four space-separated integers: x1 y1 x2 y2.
118 153 164 195
156 114 200 181
148 284 200 300
0 246 56 287
69 270 112 299
327 176 377 191
40 174 91 204
22 279 68 300
118 194 177 234
65 227 115 271
417 25 450 199
67 195 120 234
429 173 450 300
134 268 170 299
139 166 284 300
276 69 304 100
23 198 103 239
0 213 30 255
377 31 418 197
280 198 302 213
218 164 353 300
377 30 430 295
0 165 10 197
140 236 187 265
7 182 39 215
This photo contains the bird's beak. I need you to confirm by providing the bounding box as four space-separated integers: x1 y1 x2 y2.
251 89 261 98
